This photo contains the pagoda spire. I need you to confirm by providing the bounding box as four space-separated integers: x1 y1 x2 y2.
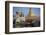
28 8 35 17
28 8 32 17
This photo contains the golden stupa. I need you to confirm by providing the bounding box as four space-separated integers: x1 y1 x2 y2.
25 8 36 20
28 8 35 17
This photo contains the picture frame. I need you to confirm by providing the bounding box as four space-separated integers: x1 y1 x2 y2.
5 1 45 34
